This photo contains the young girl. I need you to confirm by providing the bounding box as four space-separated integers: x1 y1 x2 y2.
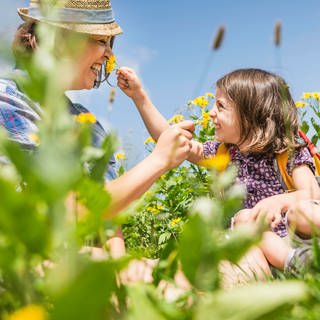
117 67 320 274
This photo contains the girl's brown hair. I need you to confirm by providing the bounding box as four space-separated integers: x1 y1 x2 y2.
216 68 301 154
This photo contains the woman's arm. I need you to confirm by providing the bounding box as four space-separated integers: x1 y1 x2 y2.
104 121 194 218
117 67 205 164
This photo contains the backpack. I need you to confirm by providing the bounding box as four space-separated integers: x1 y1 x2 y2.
215 130 320 191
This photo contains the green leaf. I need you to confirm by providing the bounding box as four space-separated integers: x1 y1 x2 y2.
195 281 307 320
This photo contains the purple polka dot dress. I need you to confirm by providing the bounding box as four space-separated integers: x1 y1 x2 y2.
203 141 315 237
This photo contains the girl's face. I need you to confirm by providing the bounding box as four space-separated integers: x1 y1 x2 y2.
209 88 241 145
70 37 113 90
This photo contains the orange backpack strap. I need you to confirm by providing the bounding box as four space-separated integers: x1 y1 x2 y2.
275 151 295 191
298 130 320 176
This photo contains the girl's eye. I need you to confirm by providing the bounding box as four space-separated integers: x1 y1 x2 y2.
217 102 225 110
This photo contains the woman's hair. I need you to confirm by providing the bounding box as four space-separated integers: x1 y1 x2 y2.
12 22 38 62
216 68 301 154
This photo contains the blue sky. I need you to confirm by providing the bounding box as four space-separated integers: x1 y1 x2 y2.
2 0 320 167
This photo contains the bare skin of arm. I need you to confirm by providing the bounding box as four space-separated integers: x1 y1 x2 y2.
104 121 194 218
117 67 204 164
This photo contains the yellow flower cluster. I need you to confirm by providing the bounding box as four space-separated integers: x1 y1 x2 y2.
198 153 231 172
115 153 126 160
75 113 96 124
201 111 210 128
170 217 182 226
106 55 117 74
302 92 320 100
8 305 47 320
144 136 156 145
168 114 184 124
146 204 164 215
295 101 307 108
192 96 209 108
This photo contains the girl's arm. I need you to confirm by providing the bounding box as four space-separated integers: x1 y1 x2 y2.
250 165 320 228
117 67 204 164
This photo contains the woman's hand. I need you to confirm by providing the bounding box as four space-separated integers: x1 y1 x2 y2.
152 120 195 171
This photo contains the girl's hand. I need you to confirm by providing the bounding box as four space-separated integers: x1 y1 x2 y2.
249 195 286 229
116 67 145 101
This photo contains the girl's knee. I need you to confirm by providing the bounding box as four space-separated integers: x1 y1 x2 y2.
233 209 252 226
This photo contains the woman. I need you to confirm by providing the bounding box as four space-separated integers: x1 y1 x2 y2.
0 0 193 217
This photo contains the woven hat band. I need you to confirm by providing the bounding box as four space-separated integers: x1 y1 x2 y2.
28 6 114 24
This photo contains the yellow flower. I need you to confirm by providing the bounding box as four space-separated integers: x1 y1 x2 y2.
106 55 117 74
201 111 210 128
302 92 313 99
8 305 47 320
313 92 320 101
144 136 156 145
192 96 209 108
198 153 231 172
75 113 96 124
205 92 215 99
146 206 159 214
295 101 307 108
29 133 40 145
170 217 182 227
168 114 184 124
115 153 126 160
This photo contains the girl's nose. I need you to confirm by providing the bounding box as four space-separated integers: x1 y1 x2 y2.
209 104 217 118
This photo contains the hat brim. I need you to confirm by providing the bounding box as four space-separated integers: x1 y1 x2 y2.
17 8 123 38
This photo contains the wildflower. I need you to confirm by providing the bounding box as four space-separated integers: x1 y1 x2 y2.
146 206 159 214
302 92 313 99
192 96 209 108
29 133 40 145
170 217 182 227
75 113 96 124
313 92 320 101
295 101 307 108
8 304 47 320
201 111 210 128
106 55 117 74
168 114 184 124
205 92 215 99
144 136 156 145
198 153 231 172
116 153 126 160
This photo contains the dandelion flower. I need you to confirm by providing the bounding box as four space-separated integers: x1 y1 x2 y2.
168 114 184 124
205 92 215 99
170 217 182 227
144 136 156 145
116 153 126 160
302 92 313 99
106 55 117 74
295 101 307 108
198 153 230 172
75 113 96 124
192 96 209 108
8 304 47 320
201 111 210 128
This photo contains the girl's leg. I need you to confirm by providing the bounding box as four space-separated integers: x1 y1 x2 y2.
259 231 292 270
220 246 272 289
287 200 320 238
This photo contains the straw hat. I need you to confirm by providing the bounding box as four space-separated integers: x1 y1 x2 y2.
17 0 123 38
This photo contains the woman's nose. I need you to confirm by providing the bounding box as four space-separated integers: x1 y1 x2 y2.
104 46 114 59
